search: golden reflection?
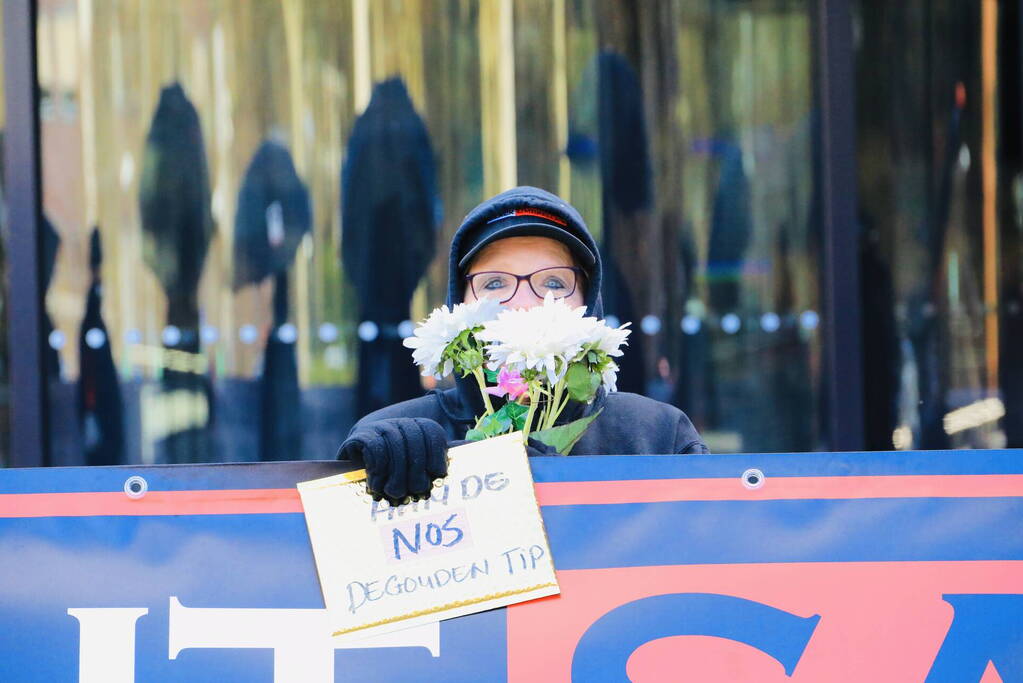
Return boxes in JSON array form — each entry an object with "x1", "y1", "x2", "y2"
[{"x1": 36, "y1": 0, "x2": 823, "y2": 457}]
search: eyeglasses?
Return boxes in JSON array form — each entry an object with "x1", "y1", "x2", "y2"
[{"x1": 465, "y1": 266, "x2": 584, "y2": 304}]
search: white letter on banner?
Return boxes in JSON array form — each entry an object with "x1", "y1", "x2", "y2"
[
  {"x1": 167, "y1": 596, "x2": 439, "y2": 683},
  {"x1": 68, "y1": 607, "x2": 148, "y2": 683}
]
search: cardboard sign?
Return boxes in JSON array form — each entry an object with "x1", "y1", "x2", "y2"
[{"x1": 297, "y1": 432, "x2": 559, "y2": 642}]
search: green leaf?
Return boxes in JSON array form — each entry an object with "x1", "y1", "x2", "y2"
[
  {"x1": 587, "y1": 351, "x2": 598, "y2": 364},
  {"x1": 491, "y1": 402, "x2": 528, "y2": 432},
  {"x1": 530, "y1": 408, "x2": 603, "y2": 455},
  {"x1": 462, "y1": 348, "x2": 484, "y2": 370},
  {"x1": 475, "y1": 410, "x2": 513, "y2": 438},
  {"x1": 498, "y1": 402, "x2": 529, "y2": 431},
  {"x1": 500, "y1": 401, "x2": 529, "y2": 418},
  {"x1": 483, "y1": 367, "x2": 498, "y2": 382},
  {"x1": 565, "y1": 363, "x2": 601, "y2": 402},
  {"x1": 465, "y1": 428, "x2": 487, "y2": 441}
]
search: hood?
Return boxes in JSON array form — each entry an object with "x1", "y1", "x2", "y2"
[
  {"x1": 446, "y1": 186, "x2": 604, "y2": 318},
  {"x1": 438, "y1": 186, "x2": 607, "y2": 427}
]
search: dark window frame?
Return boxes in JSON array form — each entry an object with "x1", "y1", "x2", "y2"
[
  {"x1": 814, "y1": 0, "x2": 865, "y2": 451},
  {"x1": 3, "y1": 0, "x2": 49, "y2": 467}
]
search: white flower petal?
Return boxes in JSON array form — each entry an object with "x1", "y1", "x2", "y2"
[
  {"x1": 404, "y1": 298, "x2": 501, "y2": 378},
  {"x1": 473, "y1": 294, "x2": 632, "y2": 391}
]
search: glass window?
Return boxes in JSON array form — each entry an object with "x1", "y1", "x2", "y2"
[
  {"x1": 37, "y1": 0, "x2": 825, "y2": 462},
  {"x1": 855, "y1": 0, "x2": 1020, "y2": 450}
]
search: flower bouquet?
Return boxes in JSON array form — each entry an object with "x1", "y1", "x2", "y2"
[{"x1": 402, "y1": 294, "x2": 630, "y2": 453}]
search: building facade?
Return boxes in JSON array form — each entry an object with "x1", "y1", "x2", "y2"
[{"x1": 0, "y1": 0, "x2": 1017, "y2": 467}]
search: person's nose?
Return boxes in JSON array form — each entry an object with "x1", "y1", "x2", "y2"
[{"x1": 505, "y1": 282, "x2": 542, "y2": 310}]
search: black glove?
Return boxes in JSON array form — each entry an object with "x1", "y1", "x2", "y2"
[{"x1": 336, "y1": 418, "x2": 449, "y2": 506}]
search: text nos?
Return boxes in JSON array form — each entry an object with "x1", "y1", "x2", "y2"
[{"x1": 382, "y1": 509, "x2": 473, "y2": 563}]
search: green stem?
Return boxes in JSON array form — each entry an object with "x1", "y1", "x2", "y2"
[
  {"x1": 522, "y1": 385, "x2": 540, "y2": 440},
  {"x1": 533, "y1": 385, "x2": 549, "y2": 430},
  {"x1": 546, "y1": 389, "x2": 573, "y2": 429},
  {"x1": 472, "y1": 367, "x2": 495, "y2": 415},
  {"x1": 544, "y1": 379, "x2": 565, "y2": 430},
  {"x1": 552, "y1": 391, "x2": 572, "y2": 426}
]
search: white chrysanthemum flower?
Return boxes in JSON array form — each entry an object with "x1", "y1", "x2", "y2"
[
  {"x1": 478, "y1": 293, "x2": 598, "y2": 385},
  {"x1": 402, "y1": 307, "x2": 459, "y2": 378},
  {"x1": 452, "y1": 296, "x2": 504, "y2": 330},
  {"x1": 589, "y1": 320, "x2": 631, "y2": 357},
  {"x1": 601, "y1": 360, "x2": 620, "y2": 393},
  {"x1": 403, "y1": 297, "x2": 502, "y2": 378},
  {"x1": 588, "y1": 321, "x2": 629, "y2": 393}
]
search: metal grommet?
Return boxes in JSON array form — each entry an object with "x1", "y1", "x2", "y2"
[
  {"x1": 124, "y1": 475, "x2": 148, "y2": 499},
  {"x1": 741, "y1": 468, "x2": 765, "y2": 490}
]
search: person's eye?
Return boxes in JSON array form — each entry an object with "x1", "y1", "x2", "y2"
[
  {"x1": 482, "y1": 277, "x2": 510, "y2": 291},
  {"x1": 542, "y1": 277, "x2": 567, "y2": 290}
]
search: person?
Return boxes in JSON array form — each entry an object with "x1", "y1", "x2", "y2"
[{"x1": 338, "y1": 186, "x2": 709, "y2": 505}]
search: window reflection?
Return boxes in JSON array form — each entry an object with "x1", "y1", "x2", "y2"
[
  {"x1": 342, "y1": 77, "x2": 439, "y2": 418},
  {"x1": 78, "y1": 228, "x2": 123, "y2": 465},
  {"x1": 235, "y1": 139, "x2": 311, "y2": 462},
  {"x1": 38, "y1": 0, "x2": 823, "y2": 462},
  {"x1": 138, "y1": 83, "x2": 215, "y2": 464},
  {"x1": 856, "y1": 0, "x2": 1017, "y2": 450}
]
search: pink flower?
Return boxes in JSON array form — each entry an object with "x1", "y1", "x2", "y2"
[{"x1": 485, "y1": 367, "x2": 528, "y2": 400}]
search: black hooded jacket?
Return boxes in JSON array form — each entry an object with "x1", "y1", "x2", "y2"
[{"x1": 346, "y1": 186, "x2": 708, "y2": 455}]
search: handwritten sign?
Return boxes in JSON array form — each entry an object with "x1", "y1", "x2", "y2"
[{"x1": 297, "y1": 432, "x2": 560, "y2": 643}]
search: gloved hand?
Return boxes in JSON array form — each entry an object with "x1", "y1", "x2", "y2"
[{"x1": 336, "y1": 418, "x2": 449, "y2": 506}]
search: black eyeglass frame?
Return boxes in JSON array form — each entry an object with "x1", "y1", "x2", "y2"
[{"x1": 464, "y1": 266, "x2": 585, "y2": 304}]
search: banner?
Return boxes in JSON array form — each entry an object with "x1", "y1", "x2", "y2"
[{"x1": 1, "y1": 450, "x2": 1022, "y2": 682}]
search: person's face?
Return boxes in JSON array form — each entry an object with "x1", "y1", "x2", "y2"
[{"x1": 463, "y1": 236, "x2": 585, "y2": 309}]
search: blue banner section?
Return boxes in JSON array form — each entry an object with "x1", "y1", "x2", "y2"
[
  {"x1": 0, "y1": 513, "x2": 506, "y2": 682},
  {"x1": 573, "y1": 594, "x2": 821, "y2": 679},
  {"x1": 4, "y1": 448, "x2": 1023, "y2": 494},
  {"x1": 2, "y1": 450, "x2": 1022, "y2": 681},
  {"x1": 545, "y1": 498, "x2": 1023, "y2": 568},
  {"x1": 531, "y1": 449, "x2": 1023, "y2": 482},
  {"x1": 0, "y1": 460, "x2": 348, "y2": 494}
]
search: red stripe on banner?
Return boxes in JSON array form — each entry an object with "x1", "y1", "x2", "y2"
[
  {"x1": 533, "y1": 474, "x2": 1023, "y2": 507},
  {"x1": 2, "y1": 474, "x2": 1021, "y2": 518},
  {"x1": 0, "y1": 488, "x2": 304, "y2": 518}
]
